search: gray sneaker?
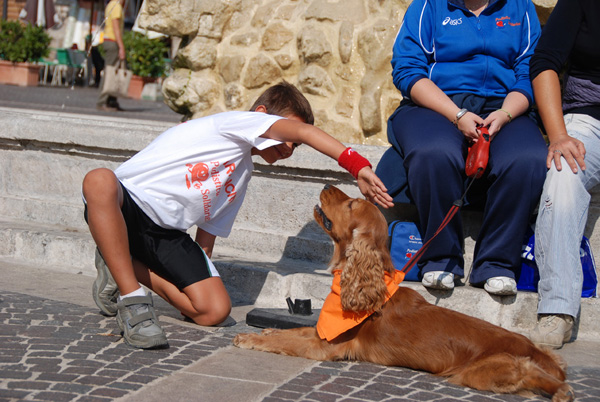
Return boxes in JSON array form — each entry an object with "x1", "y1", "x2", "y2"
[
  {"x1": 530, "y1": 314, "x2": 574, "y2": 349},
  {"x1": 92, "y1": 248, "x2": 119, "y2": 316},
  {"x1": 116, "y1": 293, "x2": 169, "y2": 349}
]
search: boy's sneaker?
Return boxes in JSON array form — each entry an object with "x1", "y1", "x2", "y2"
[
  {"x1": 422, "y1": 271, "x2": 455, "y2": 290},
  {"x1": 530, "y1": 314, "x2": 574, "y2": 349},
  {"x1": 116, "y1": 293, "x2": 168, "y2": 349},
  {"x1": 484, "y1": 276, "x2": 517, "y2": 295},
  {"x1": 92, "y1": 248, "x2": 119, "y2": 316}
]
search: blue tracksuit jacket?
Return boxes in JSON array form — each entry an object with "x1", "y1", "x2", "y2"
[{"x1": 391, "y1": 0, "x2": 541, "y2": 105}]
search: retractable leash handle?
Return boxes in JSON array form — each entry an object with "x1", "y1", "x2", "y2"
[
  {"x1": 400, "y1": 126, "x2": 491, "y2": 276},
  {"x1": 465, "y1": 126, "x2": 491, "y2": 179}
]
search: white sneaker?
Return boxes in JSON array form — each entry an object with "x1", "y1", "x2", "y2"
[
  {"x1": 530, "y1": 314, "x2": 574, "y2": 349},
  {"x1": 422, "y1": 271, "x2": 454, "y2": 290},
  {"x1": 484, "y1": 276, "x2": 517, "y2": 295}
]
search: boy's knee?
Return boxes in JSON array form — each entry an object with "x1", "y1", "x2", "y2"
[
  {"x1": 210, "y1": 304, "x2": 232, "y2": 326},
  {"x1": 190, "y1": 300, "x2": 232, "y2": 326},
  {"x1": 83, "y1": 168, "x2": 119, "y2": 199}
]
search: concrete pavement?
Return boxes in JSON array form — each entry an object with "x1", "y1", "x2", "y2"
[{"x1": 0, "y1": 83, "x2": 182, "y2": 124}]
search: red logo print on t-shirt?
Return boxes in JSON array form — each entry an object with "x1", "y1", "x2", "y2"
[
  {"x1": 185, "y1": 162, "x2": 209, "y2": 189},
  {"x1": 185, "y1": 160, "x2": 238, "y2": 221}
]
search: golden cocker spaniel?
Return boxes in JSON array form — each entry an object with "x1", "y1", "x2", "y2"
[{"x1": 234, "y1": 185, "x2": 574, "y2": 401}]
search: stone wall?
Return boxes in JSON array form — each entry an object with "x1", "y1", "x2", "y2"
[{"x1": 139, "y1": 0, "x2": 557, "y2": 145}]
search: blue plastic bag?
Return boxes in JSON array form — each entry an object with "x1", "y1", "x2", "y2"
[
  {"x1": 388, "y1": 221, "x2": 422, "y2": 281},
  {"x1": 518, "y1": 230, "x2": 598, "y2": 298}
]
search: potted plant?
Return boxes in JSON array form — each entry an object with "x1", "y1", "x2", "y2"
[
  {"x1": 0, "y1": 20, "x2": 51, "y2": 86},
  {"x1": 123, "y1": 31, "x2": 169, "y2": 99}
]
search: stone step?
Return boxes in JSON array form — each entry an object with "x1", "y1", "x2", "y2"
[
  {"x1": 0, "y1": 217, "x2": 332, "y2": 274},
  {"x1": 1, "y1": 219, "x2": 599, "y2": 341}
]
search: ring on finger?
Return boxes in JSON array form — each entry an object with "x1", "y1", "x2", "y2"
[{"x1": 553, "y1": 150, "x2": 562, "y2": 155}]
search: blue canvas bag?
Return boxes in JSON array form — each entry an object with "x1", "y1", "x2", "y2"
[
  {"x1": 519, "y1": 230, "x2": 598, "y2": 298},
  {"x1": 388, "y1": 221, "x2": 422, "y2": 281}
]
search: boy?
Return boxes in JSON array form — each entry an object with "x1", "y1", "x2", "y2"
[{"x1": 83, "y1": 82, "x2": 393, "y2": 349}]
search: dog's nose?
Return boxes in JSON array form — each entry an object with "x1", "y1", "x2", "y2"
[{"x1": 324, "y1": 184, "x2": 331, "y2": 190}]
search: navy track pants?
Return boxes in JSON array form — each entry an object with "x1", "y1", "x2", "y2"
[{"x1": 389, "y1": 103, "x2": 547, "y2": 285}]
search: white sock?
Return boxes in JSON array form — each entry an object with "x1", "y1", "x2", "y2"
[{"x1": 119, "y1": 286, "x2": 147, "y2": 301}]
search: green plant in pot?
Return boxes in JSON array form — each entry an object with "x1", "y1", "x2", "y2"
[
  {"x1": 0, "y1": 20, "x2": 51, "y2": 86},
  {"x1": 123, "y1": 31, "x2": 169, "y2": 79},
  {"x1": 0, "y1": 20, "x2": 51, "y2": 63}
]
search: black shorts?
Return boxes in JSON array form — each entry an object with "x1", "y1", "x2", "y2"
[{"x1": 84, "y1": 183, "x2": 217, "y2": 290}]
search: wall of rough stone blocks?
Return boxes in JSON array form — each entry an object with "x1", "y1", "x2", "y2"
[{"x1": 139, "y1": 0, "x2": 557, "y2": 146}]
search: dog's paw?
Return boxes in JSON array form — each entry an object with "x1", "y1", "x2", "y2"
[
  {"x1": 233, "y1": 333, "x2": 259, "y2": 349},
  {"x1": 552, "y1": 384, "x2": 575, "y2": 402},
  {"x1": 233, "y1": 333, "x2": 249, "y2": 347}
]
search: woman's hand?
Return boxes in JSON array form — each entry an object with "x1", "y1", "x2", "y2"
[
  {"x1": 456, "y1": 112, "x2": 485, "y2": 142},
  {"x1": 482, "y1": 109, "x2": 511, "y2": 138},
  {"x1": 548, "y1": 134, "x2": 586, "y2": 172}
]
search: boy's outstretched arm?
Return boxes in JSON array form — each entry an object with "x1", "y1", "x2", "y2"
[{"x1": 263, "y1": 119, "x2": 394, "y2": 208}]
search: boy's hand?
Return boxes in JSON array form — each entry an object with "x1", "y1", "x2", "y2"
[{"x1": 357, "y1": 167, "x2": 394, "y2": 208}]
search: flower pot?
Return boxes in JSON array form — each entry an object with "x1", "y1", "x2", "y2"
[
  {"x1": 127, "y1": 75, "x2": 157, "y2": 99},
  {"x1": 0, "y1": 60, "x2": 42, "y2": 87}
]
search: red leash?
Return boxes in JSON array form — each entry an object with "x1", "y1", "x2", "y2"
[{"x1": 400, "y1": 127, "x2": 491, "y2": 276}]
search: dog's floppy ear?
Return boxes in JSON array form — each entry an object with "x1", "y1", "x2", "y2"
[{"x1": 340, "y1": 228, "x2": 389, "y2": 312}]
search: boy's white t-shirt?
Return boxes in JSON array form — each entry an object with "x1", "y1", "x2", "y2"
[{"x1": 115, "y1": 111, "x2": 285, "y2": 237}]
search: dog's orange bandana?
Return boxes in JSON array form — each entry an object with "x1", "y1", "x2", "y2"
[{"x1": 316, "y1": 269, "x2": 405, "y2": 341}]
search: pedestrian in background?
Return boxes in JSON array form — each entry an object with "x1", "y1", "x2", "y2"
[{"x1": 96, "y1": 0, "x2": 126, "y2": 111}]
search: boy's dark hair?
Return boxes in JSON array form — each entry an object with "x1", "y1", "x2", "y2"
[{"x1": 250, "y1": 81, "x2": 314, "y2": 125}]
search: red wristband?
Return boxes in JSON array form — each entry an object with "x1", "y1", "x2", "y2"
[{"x1": 338, "y1": 147, "x2": 372, "y2": 179}]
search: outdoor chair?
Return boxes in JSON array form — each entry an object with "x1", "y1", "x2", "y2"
[
  {"x1": 49, "y1": 48, "x2": 88, "y2": 86},
  {"x1": 49, "y1": 48, "x2": 70, "y2": 86}
]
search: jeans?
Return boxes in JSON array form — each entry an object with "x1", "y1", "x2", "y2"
[{"x1": 535, "y1": 113, "x2": 600, "y2": 318}]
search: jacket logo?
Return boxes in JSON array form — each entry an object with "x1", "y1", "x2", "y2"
[
  {"x1": 496, "y1": 16, "x2": 521, "y2": 28},
  {"x1": 443, "y1": 16, "x2": 462, "y2": 26}
]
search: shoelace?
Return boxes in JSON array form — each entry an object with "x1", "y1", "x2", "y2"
[{"x1": 539, "y1": 316, "x2": 558, "y2": 328}]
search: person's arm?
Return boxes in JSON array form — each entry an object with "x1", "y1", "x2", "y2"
[
  {"x1": 505, "y1": 1, "x2": 541, "y2": 109},
  {"x1": 529, "y1": 0, "x2": 585, "y2": 173},
  {"x1": 391, "y1": 0, "x2": 432, "y2": 96},
  {"x1": 111, "y1": 4, "x2": 125, "y2": 60},
  {"x1": 533, "y1": 70, "x2": 586, "y2": 173},
  {"x1": 482, "y1": 91, "x2": 530, "y2": 138},
  {"x1": 195, "y1": 227, "x2": 216, "y2": 258},
  {"x1": 261, "y1": 119, "x2": 394, "y2": 208},
  {"x1": 410, "y1": 78, "x2": 484, "y2": 142}
]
